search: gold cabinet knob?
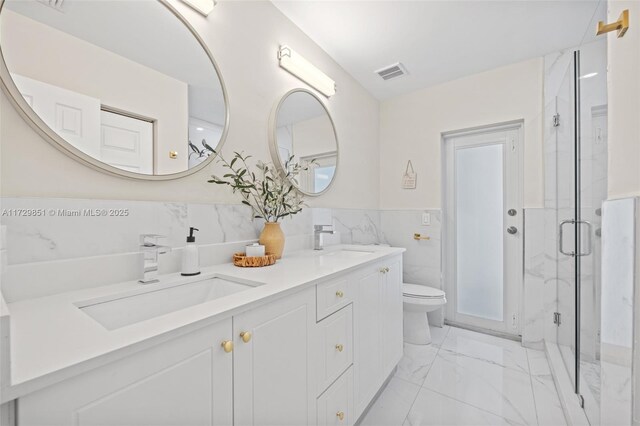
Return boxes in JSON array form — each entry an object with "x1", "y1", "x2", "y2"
[
  {"x1": 336, "y1": 290, "x2": 344, "y2": 298},
  {"x1": 385, "y1": 267, "x2": 390, "y2": 273},
  {"x1": 221, "y1": 340, "x2": 233, "y2": 353},
  {"x1": 336, "y1": 411, "x2": 345, "y2": 421},
  {"x1": 379, "y1": 267, "x2": 386, "y2": 274},
  {"x1": 335, "y1": 344, "x2": 344, "y2": 352},
  {"x1": 240, "y1": 331, "x2": 252, "y2": 343}
]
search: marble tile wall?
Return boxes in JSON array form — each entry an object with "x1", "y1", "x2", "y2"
[
  {"x1": 380, "y1": 210, "x2": 441, "y2": 289},
  {"x1": 600, "y1": 197, "x2": 636, "y2": 426},
  {"x1": 523, "y1": 208, "x2": 545, "y2": 349},
  {"x1": 0, "y1": 197, "x2": 383, "y2": 302},
  {"x1": 0, "y1": 196, "x2": 447, "y2": 302}
]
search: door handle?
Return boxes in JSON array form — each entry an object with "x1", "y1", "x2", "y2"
[
  {"x1": 576, "y1": 220, "x2": 593, "y2": 257},
  {"x1": 558, "y1": 219, "x2": 593, "y2": 257},
  {"x1": 507, "y1": 226, "x2": 518, "y2": 235},
  {"x1": 559, "y1": 219, "x2": 575, "y2": 257}
]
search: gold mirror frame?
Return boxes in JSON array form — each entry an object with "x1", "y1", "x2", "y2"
[{"x1": 0, "y1": 0, "x2": 230, "y2": 180}]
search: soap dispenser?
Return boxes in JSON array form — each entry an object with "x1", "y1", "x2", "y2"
[{"x1": 181, "y1": 227, "x2": 200, "y2": 276}]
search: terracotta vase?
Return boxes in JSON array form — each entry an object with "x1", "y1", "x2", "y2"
[{"x1": 259, "y1": 222, "x2": 285, "y2": 259}]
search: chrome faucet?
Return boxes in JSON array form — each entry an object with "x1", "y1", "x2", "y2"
[
  {"x1": 314, "y1": 225, "x2": 335, "y2": 250},
  {"x1": 139, "y1": 234, "x2": 171, "y2": 284}
]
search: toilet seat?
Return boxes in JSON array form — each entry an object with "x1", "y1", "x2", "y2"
[{"x1": 403, "y1": 283, "x2": 445, "y2": 299}]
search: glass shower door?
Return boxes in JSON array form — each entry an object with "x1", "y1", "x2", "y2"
[
  {"x1": 555, "y1": 45, "x2": 607, "y2": 420},
  {"x1": 556, "y1": 51, "x2": 579, "y2": 390},
  {"x1": 578, "y1": 39, "x2": 608, "y2": 424}
]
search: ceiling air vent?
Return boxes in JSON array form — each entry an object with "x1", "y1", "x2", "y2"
[
  {"x1": 375, "y1": 62, "x2": 408, "y2": 81},
  {"x1": 37, "y1": 0, "x2": 65, "y2": 12}
]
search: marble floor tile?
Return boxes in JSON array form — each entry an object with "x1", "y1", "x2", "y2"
[
  {"x1": 526, "y1": 349, "x2": 567, "y2": 426},
  {"x1": 422, "y1": 348, "x2": 537, "y2": 425},
  {"x1": 364, "y1": 327, "x2": 566, "y2": 426},
  {"x1": 530, "y1": 374, "x2": 567, "y2": 426},
  {"x1": 440, "y1": 327, "x2": 530, "y2": 375},
  {"x1": 395, "y1": 343, "x2": 439, "y2": 386},
  {"x1": 359, "y1": 377, "x2": 421, "y2": 426},
  {"x1": 428, "y1": 324, "x2": 450, "y2": 347},
  {"x1": 404, "y1": 388, "x2": 520, "y2": 426}
]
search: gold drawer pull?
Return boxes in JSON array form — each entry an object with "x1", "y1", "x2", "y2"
[
  {"x1": 335, "y1": 344, "x2": 344, "y2": 352},
  {"x1": 240, "y1": 331, "x2": 252, "y2": 343},
  {"x1": 336, "y1": 411, "x2": 345, "y2": 421},
  {"x1": 221, "y1": 340, "x2": 233, "y2": 353},
  {"x1": 336, "y1": 290, "x2": 344, "y2": 298}
]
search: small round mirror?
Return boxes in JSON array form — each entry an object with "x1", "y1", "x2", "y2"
[
  {"x1": 270, "y1": 89, "x2": 338, "y2": 196},
  {"x1": 0, "y1": 0, "x2": 228, "y2": 179}
]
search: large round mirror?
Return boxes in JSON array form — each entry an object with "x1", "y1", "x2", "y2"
[
  {"x1": 0, "y1": 0, "x2": 228, "y2": 179},
  {"x1": 270, "y1": 89, "x2": 338, "y2": 196}
]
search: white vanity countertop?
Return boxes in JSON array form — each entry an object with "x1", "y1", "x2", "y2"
[{"x1": 2, "y1": 244, "x2": 404, "y2": 401}]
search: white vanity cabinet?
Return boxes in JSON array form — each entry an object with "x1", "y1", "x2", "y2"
[
  {"x1": 18, "y1": 318, "x2": 234, "y2": 426},
  {"x1": 12, "y1": 251, "x2": 404, "y2": 426},
  {"x1": 233, "y1": 287, "x2": 316, "y2": 426},
  {"x1": 353, "y1": 257, "x2": 403, "y2": 418}
]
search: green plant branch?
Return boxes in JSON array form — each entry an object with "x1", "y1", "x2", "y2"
[{"x1": 208, "y1": 151, "x2": 310, "y2": 223}]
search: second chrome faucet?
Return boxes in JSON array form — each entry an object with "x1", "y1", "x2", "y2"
[{"x1": 313, "y1": 225, "x2": 335, "y2": 250}]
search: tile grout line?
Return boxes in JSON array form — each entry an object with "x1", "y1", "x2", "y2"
[
  {"x1": 421, "y1": 386, "x2": 530, "y2": 425},
  {"x1": 402, "y1": 326, "x2": 451, "y2": 425},
  {"x1": 420, "y1": 327, "x2": 536, "y2": 425},
  {"x1": 400, "y1": 326, "x2": 451, "y2": 425},
  {"x1": 525, "y1": 349, "x2": 542, "y2": 426}
]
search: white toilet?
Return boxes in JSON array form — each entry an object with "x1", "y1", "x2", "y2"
[{"x1": 402, "y1": 283, "x2": 447, "y2": 345}]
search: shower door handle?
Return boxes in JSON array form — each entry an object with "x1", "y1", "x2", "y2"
[
  {"x1": 576, "y1": 220, "x2": 592, "y2": 257},
  {"x1": 559, "y1": 219, "x2": 575, "y2": 257}
]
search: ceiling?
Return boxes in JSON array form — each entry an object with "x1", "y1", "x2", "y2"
[{"x1": 272, "y1": 0, "x2": 606, "y2": 100}]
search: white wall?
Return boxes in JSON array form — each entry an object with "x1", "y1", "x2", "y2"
[
  {"x1": 0, "y1": 0, "x2": 380, "y2": 209},
  {"x1": 379, "y1": 58, "x2": 545, "y2": 209},
  {"x1": 2, "y1": 10, "x2": 189, "y2": 174},
  {"x1": 607, "y1": 0, "x2": 640, "y2": 199}
]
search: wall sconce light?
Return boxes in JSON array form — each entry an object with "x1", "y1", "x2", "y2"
[
  {"x1": 278, "y1": 45, "x2": 336, "y2": 97},
  {"x1": 181, "y1": 0, "x2": 216, "y2": 17}
]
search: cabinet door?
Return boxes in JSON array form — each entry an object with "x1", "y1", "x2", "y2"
[
  {"x1": 233, "y1": 288, "x2": 316, "y2": 426},
  {"x1": 317, "y1": 368, "x2": 354, "y2": 426},
  {"x1": 381, "y1": 258, "x2": 404, "y2": 373},
  {"x1": 18, "y1": 319, "x2": 233, "y2": 426},
  {"x1": 353, "y1": 266, "x2": 382, "y2": 417}
]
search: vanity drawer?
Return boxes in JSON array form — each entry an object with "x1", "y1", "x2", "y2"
[
  {"x1": 317, "y1": 305, "x2": 353, "y2": 394},
  {"x1": 317, "y1": 276, "x2": 351, "y2": 320},
  {"x1": 317, "y1": 367, "x2": 354, "y2": 426}
]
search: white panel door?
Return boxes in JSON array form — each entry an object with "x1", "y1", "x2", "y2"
[
  {"x1": 100, "y1": 110, "x2": 154, "y2": 174},
  {"x1": 11, "y1": 73, "x2": 101, "y2": 157},
  {"x1": 233, "y1": 288, "x2": 316, "y2": 426},
  {"x1": 444, "y1": 124, "x2": 523, "y2": 336},
  {"x1": 18, "y1": 319, "x2": 234, "y2": 426}
]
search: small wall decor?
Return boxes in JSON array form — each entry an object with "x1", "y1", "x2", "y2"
[{"x1": 402, "y1": 160, "x2": 417, "y2": 189}]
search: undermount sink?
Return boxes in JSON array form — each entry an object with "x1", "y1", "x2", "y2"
[
  {"x1": 77, "y1": 277, "x2": 259, "y2": 330},
  {"x1": 319, "y1": 249, "x2": 374, "y2": 258}
]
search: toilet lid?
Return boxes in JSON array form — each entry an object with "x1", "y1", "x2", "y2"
[{"x1": 403, "y1": 283, "x2": 445, "y2": 299}]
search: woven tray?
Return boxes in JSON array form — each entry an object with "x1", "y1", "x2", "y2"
[{"x1": 233, "y1": 252, "x2": 277, "y2": 267}]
